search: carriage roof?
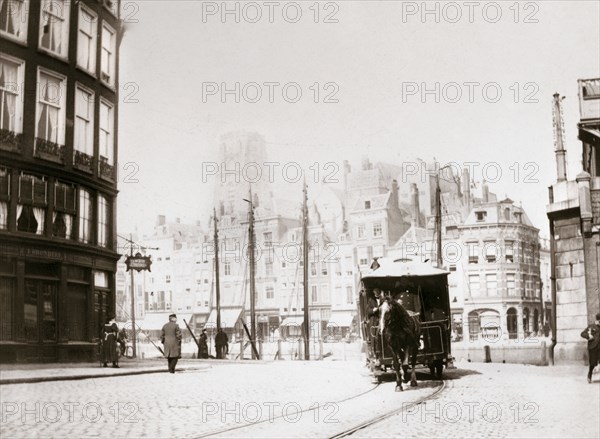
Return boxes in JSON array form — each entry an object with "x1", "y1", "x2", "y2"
[{"x1": 360, "y1": 257, "x2": 449, "y2": 280}]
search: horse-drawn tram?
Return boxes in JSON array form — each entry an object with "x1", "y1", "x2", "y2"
[{"x1": 359, "y1": 257, "x2": 452, "y2": 384}]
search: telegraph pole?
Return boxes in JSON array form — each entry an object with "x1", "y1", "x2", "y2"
[
  {"x1": 435, "y1": 173, "x2": 443, "y2": 269},
  {"x1": 302, "y1": 179, "x2": 310, "y2": 360},
  {"x1": 129, "y1": 233, "x2": 137, "y2": 358},
  {"x1": 244, "y1": 195, "x2": 257, "y2": 359},
  {"x1": 213, "y1": 208, "x2": 222, "y2": 333}
]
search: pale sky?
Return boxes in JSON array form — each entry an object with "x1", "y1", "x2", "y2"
[{"x1": 116, "y1": 0, "x2": 600, "y2": 238}]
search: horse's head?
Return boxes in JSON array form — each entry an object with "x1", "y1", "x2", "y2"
[{"x1": 378, "y1": 298, "x2": 391, "y2": 334}]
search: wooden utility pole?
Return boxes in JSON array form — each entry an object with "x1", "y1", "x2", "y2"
[
  {"x1": 129, "y1": 233, "x2": 137, "y2": 358},
  {"x1": 244, "y1": 195, "x2": 258, "y2": 359},
  {"x1": 213, "y1": 208, "x2": 221, "y2": 333},
  {"x1": 435, "y1": 173, "x2": 443, "y2": 269},
  {"x1": 302, "y1": 179, "x2": 310, "y2": 360}
]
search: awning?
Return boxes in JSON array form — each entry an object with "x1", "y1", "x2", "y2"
[
  {"x1": 281, "y1": 316, "x2": 304, "y2": 327},
  {"x1": 280, "y1": 315, "x2": 322, "y2": 326},
  {"x1": 258, "y1": 315, "x2": 281, "y2": 324},
  {"x1": 205, "y1": 307, "x2": 243, "y2": 328},
  {"x1": 327, "y1": 311, "x2": 355, "y2": 328},
  {"x1": 136, "y1": 312, "x2": 193, "y2": 330}
]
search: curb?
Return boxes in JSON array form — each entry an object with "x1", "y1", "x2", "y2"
[{"x1": 0, "y1": 364, "x2": 211, "y2": 385}]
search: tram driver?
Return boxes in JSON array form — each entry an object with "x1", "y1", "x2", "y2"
[{"x1": 366, "y1": 288, "x2": 383, "y2": 364}]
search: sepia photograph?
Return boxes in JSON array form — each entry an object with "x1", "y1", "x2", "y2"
[{"x1": 0, "y1": 0, "x2": 599, "y2": 437}]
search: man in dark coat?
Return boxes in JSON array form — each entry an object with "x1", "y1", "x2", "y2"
[
  {"x1": 101, "y1": 316, "x2": 119, "y2": 368},
  {"x1": 198, "y1": 329, "x2": 209, "y2": 359},
  {"x1": 215, "y1": 329, "x2": 229, "y2": 359},
  {"x1": 366, "y1": 288, "x2": 382, "y2": 363},
  {"x1": 161, "y1": 314, "x2": 182, "y2": 373},
  {"x1": 581, "y1": 312, "x2": 600, "y2": 383}
]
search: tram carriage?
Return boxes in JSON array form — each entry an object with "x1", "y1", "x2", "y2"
[{"x1": 358, "y1": 257, "x2": 452, "y2": 380}]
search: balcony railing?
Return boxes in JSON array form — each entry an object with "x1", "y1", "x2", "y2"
[
  {"x1": 0, "y1": 129, "x2": 23, "y2": 153},
  {"x1": 73, "y1": 150, "x2": 94, "y2": 173},
  {"x1": 98, "y1": 156, "x2": 115, "y2": 181},
  {"x1": 34, "y1": 137, "x2": 65, "y2": 164}
]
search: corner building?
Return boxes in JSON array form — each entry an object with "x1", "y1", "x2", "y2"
[{"x1": 0, "y1": 0, "x2": 122, "y2": 362}]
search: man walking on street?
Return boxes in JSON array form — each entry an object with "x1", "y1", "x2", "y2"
[
  {"x1": 215, "y1": 328, "x2": 229, "y2": 359},
  {"x1": 581, "y1": 312, "x2": 600, "y2": 383},
  {"x1": 161, "y1": 314, "x2": 182, "y2": 373}
]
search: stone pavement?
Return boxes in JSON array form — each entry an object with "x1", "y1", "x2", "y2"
[
  {"x1": 353, "y1": 361, "x2": 600, "y2": 439},
  {"x1": 0, "y1": 358, "x2": 213, "y2": 384},
  {"x1": 1, "y1": 360, "x2": 598, "y2": 438}
]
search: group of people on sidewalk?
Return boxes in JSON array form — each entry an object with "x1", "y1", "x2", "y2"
[{"x1": 100, "y1": 313, "x2": 230, "y2": 374}]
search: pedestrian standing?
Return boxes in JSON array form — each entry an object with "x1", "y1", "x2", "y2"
[
  {"x1": 198, "y1": 329, "x2": 209, "y2": 359},
  {"x1": 580, "y1": 312, "x2": 600, "y2": 383},
  {"x1": 215, "y1": 328, "x2": 229, "y2": 359},
  {"x1": 101, "y1": 316, "x2": 119, "y2": 368},
  {"x1": 161, "y1": 313, "x2": 182, "y2": 373}
]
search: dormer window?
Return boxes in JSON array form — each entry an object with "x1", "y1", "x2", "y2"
[
  {"x1": 475, "y1": 211, "x2": 487, "y2": 222},
  {"x1": 504, "y1": 208, "x2": 510, "y2": 221},
  {"x1": 514, "y1": 212, "x2": 522, "y2": 223}
]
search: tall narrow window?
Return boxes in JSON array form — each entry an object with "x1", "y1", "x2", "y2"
[
  {"x1": 346, "y1": 286, "x2": 353, "y2": 304},
  {"x1": 99, "y1": 100, "x2": 114, "y2": 164},
  {"x1": 101, "y1": 23, "x2": 116, "y2": 86},
  {"x1": 39, "y1": 0, "x2": 70, "y2": 58},
  {"x1": 77, "y1": 5, "x2": 97, "y2": 73},
  {"x1": 36, "y1": 70, "x2": 66, "y2": 154},
  {"x1": 311, "y1": 285, "x2": 318, "y2": 302},
  {"x1": 468, "y1": 275, "x2": 480, "y2": 297},
  {"x1": 78, "y1": 189, "x2": 92, "y2": 243},
  {"x1": 373, "y1": 222, "x2": 382, "y2": 237},
  {"x1": 0, "y1": 0, "x2": 28, "y2": 41},
  {"x1": 53, "y1": 181, "x2": 75, "y2": 239},
  {"x1": 506, "y1": 273, "x2": 516, "y2": 296},
  {"x1": 0, "y1": 166, "x2": 9, "y2": 229},
  {"x1": 97, "y1": 194, "x2": 109, "y2": 247},
  {"x1": 486, "y1": 274, "x2": 497, "y2": 295},
  {"x1": 17, "y1": 173, "x2": 46, "y2": 234},
  {"x1": 1, "y1": 55, "x2": 25, "y2": 141},
  {"x1": 74, "y1": 85, "x2": 94, "y2": 157}
]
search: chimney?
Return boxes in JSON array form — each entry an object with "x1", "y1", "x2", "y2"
[
  {"x1": 361, "y1": 156, "x2": 370, "y2": 171},
  {"x1": 482, "y1": 180, "x2": 489, "y2": 203},
  {"x1": 411, "y1": 183, "x2": 420, "y2": 227},
  {"x1": 461, "y1": 167, "x2": 471, "y2": 210},
  {"x1": 390, "y1": 179, "x2": 399, "y2": 210},
  {"x1": 552, "y1": 93, "x2": 568, "y2": 182},
  {"x1": 157, "y1": 215, "x2": 166, "y2": 226},
  {"x1": 343, "y1": 160, "x2": 351, "y2": 193}
]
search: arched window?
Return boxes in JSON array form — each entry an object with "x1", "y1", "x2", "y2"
[{"x1": 507, "y1": 308, "x2": 518, "y2": 339}]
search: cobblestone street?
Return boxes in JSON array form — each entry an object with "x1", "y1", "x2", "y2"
[
  {"x1": 354, "y1": 362, "x2": 600, "y2": 438},
  {"x1": 1, "y1": 360, "x2": 598, "y2": 438}
]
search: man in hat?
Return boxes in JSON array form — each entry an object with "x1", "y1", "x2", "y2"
[
  {"x1": 366, "y1": 288, "x2": 382, "y2": 364},
  {"x1": 161, "y1": 314, "x2": 182, "y2": 373},
  {"x1": 581, "y1": 312, "x2": 600, "y2": 383},
  {"x1": 215, "y1": 328, "x2": 229, "y2": 359}
]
